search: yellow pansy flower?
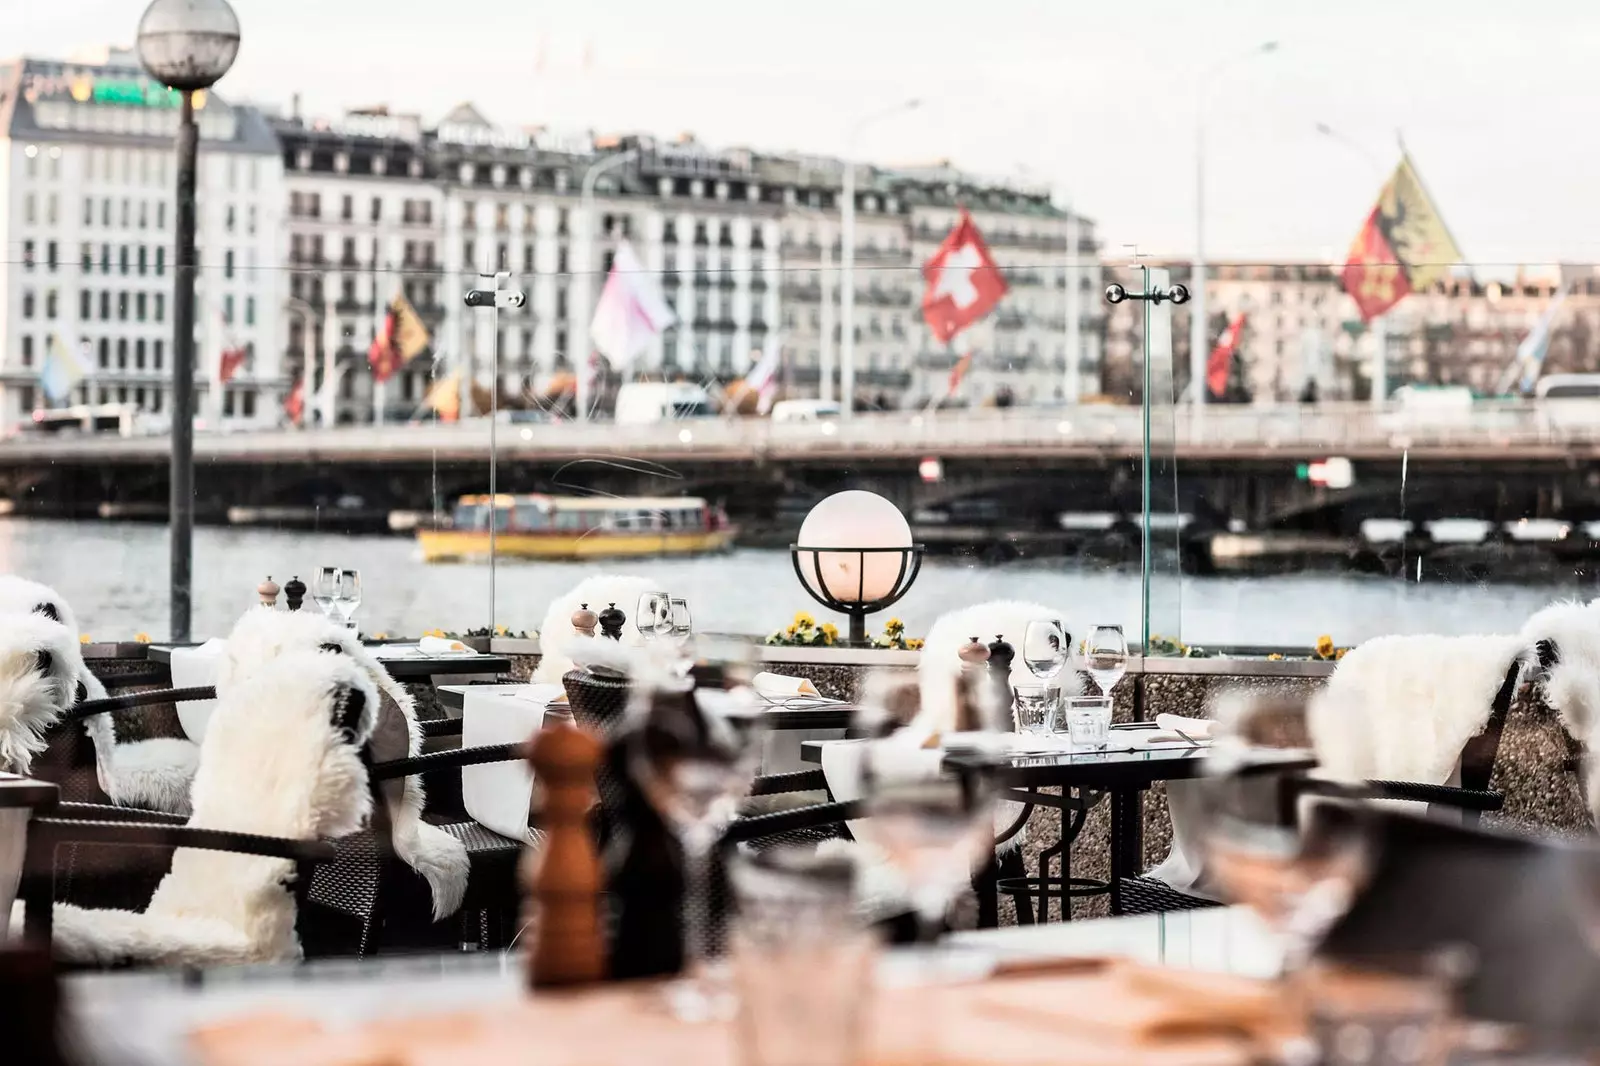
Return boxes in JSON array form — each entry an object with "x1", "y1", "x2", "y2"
[
  {"x1": 79, "y1": 634, "x2": 91, "y2": 644},
  {"x1": 1315, "y1": 635, "x2": 1336, "y2": 659},
  {"x1": 133, "y1": 632, "x2": 151, "y2": 644}
]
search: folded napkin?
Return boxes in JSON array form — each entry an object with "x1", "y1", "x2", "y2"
[
  {"x1": 819, "y1": 736, "x2": 943, "y2": 846},
  {"x1": 753, "y1": 671, "x2": 824, "y2": 700},
  {"x1": 169, "y1": 637, "x2": 226, "y2": 743},
  {"x1": 418, "y1": 635, "x2": 476, "y2": 657},
  {"x1": 1154, "y1": 715, "x2": 1215, "y2": 742}
]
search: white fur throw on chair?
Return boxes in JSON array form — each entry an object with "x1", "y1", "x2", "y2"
[
  {"x1": 46, "y1": 650, "x2": 378, "y2": 967},
  {"x1": 1521, "y1": 599, "x2": 1600, "y2": 820},
  {"x1": 1307, "y1": 633, "x2": 1529, "y2": 786},
  {"x1": 0, "y1": 612, "x2": 79, "y2": 774},
  {"x1": 533, "y1": 573, "x2": 667, "y2": 683},
  {"x1": 915, "y1": 600, "x2": 1082, "y2": 734},
  {"x1": 217, "y1": 608, "x2": 469, "y2": 920},
  {"x1": 0, "y1": 576, "x2": 199, "y2": 814}
]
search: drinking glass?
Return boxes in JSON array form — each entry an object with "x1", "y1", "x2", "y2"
[
  {"x1": 730, "y1": 847, "x2": 872, "y2": 1066},
  {"x1": 1012, "y1": 684, "x2": 1055, "y2": 735},
  {"x1": 1022, "y1": 619, "x2": 1067, "y2": 728},
  {"x1": 1063, "y1": 695, "x2": 1112, "y2": 749},
  {"x1": 311, "y1": 566, "x2": 339, "y2": 618},
  {"x1": 1086, "y1": 624, "x2": 1128, "y2": 697},
  {"x1": 628, "y1": 661, "x2": 767, "y2": 1021},
  {"x1": 335, "y1": 569, "x2": 361, "y2": 628},
  {"x1": 1199, "y1": 696, "x2": 1371, "y2": 975},
  {"x1": 670, "y1": 597, "x2": 692, "y2": 639},
  {"x1": 636, "y1": 592, "x2": 672, "y2": 640}
]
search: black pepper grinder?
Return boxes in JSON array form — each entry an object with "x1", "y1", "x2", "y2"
[
  {"x1": 283, "y1": 575, "x2": 306, "y2": 612},
  {"x1": 598, "y1": 602, "x2": 626, "y2": 641},
  {"x1": 987, "y1": 633, "x2": 1017, "y2": 730}
]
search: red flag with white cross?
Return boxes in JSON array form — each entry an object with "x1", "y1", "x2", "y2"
[{"x1": 921, "y1": 210, "x2": 1008, "y2": 344}]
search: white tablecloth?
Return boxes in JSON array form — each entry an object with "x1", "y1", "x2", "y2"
[
  {"x1": 460, "y1": 684, "x2": 558, "y2": 843},
  {"x1": 168, "y1": 638, "x2": 227, "y2": 743}
]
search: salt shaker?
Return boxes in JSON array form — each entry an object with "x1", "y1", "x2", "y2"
[{"x1": 257, "y1": 576, "x2": 280, "y2": 609}]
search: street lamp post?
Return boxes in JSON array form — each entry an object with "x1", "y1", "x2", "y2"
[
  {"x1": 137, "y1": 0, "x2": 240, "y2": 642},
  {"x1": 840, "y1": 99, "x2": 920, "y2": 419},
  {"x1": 1191, "y1": 41, "x2": 1277, "y2": 409},
  {"x1": 575, "y1": 148, "x2": 639, "y2": 422}
]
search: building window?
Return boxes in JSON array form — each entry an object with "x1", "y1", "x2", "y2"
[
  {"x1": 116, "y1": 338, "x2": 128, "y2": 369},
  {"x1": 45, "y1": 241, "x2": 57, "y2": 272},
  {"x1": 118, "y1": 246, "x2": 128, "y2": 275},
  {"x1": 155, "y1": 293, "x2": 165, "y2": 322},
  {"x1": 79, "y1": 290, "x2": 91, "y2": 320},
  {"x1": 99, "y1": 292, "x2": 110, "y2": 320},
  {"x1": 245, "y1": 296, "x2": 255, "y2": 326},
  {"x1": 242, "y1": 391, "x2": 255, "y2": 418},
  {"x1": 153, "y1": 339, "x2": 164, "y2": 370},
  {"x1": 136, "y1": 293, "x2": 147, "y2": 321},
  {"x1": 223, "y1": 295, "x2": 233, "y2": 324},
  {"x1": 45, "y1": 291, "x2": 56, "y2": 319},
  {"x1": 135, "y1": 339, "x2": 146, "y2": 369},
  {"x1": 370, "y1": 197, "x2": 382, "y2": 223},
  {"x1": 224, "y1": 250, "x2": 234, "y2": 279},
  {"x1": 80, "y1": 243, "x2": 92, "y2": 272},
  {"x1": 137, "y1": 246, "x2": 147, "y2": 275},
  {"x1": 21, "y1": 240, "x2": 34, "y2": 271},
  {"x1": 100, "y1": 244, "x2": 110, "y2": 274},
  {"x1": 157, "y1": 202, "x2": 166, "y2": 229},
  {"x1": 117, "y1": 294, "x2": 128, "y2": 322},
  {"x1": 97, "y1": 338, "x2": 109, "y2": 368},
  {"x1": 155, "y1": 247, "x2": 165, "y2": 276},
  {"x1": 83, "y1": 198, "x2": 93, "y2": 226},
  {"x1": 557, "y1": 247, "x2": 568, "y2": 274},
  {"x1": 223, "y1": 390, "x2": 236, "y2": 416},
  {"x1": 21, "y1": 291, "x2": 34, "y2": 319},
  {"x1": 462, "y1": 201, "x2": 476, "y2": 227},
  {"x1": 247, "y1": 205, "x2": 256, "y2": 234},
  {"x1": 101, "y1": 199, "x2": 111, "y2": 227},
  {"x1": 463, "y1": 240, "x2": 475, "y2": 269},
  {"x1": 340, "y1": 195, "x2": 353, "y2": 221},
  {"x1": 523, "y1": 244, "x2": 534, "y2": 273},
  {"x1": 20, "y1": 336, "x2": 32, "y2": 367}
]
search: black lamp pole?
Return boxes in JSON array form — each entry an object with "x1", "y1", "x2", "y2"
[{"x1": 170, "y1": 90, "x2": 198, "y2": 641}]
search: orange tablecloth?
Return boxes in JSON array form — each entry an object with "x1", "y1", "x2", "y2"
[{"x1": 190, "y1": 960, "x2": 1293, "y2": 1066}]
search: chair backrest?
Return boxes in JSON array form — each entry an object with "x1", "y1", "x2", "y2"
[
  {"x1": 143, "y1": 651, "x2": 378, "y2": 961},
  {"x1": 1457, "y1": 657, "x2": 1524, "y2": 794}
]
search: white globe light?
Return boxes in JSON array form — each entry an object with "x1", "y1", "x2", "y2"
[
  {"x1": 136, "y1": 0, "x2": 241, "y2": 91},
  {"x1": 795, "y1": 490, "x2": 913, "y2": 603}
]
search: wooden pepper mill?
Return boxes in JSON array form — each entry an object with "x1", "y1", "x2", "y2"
[
  {"x1": 954, "y1": 636, "x2": 991, "y2": 732},
  {"x1": 523, "y1": 719, "x2": 606, "y2": 989},
  {"x1": 257, "y1": 576, "x2": 280, "y2": 608},
  {"x1": 572, "y1": 602, "x2": 598, "y2": 639}
]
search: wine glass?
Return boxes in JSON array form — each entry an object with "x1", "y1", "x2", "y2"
[
  {"x1": 311, "y1": 567, "x2": 340, "y2": 618},
  {"x1": 1019, "y1": 619, "x2": 1067, "y2": 734},
  {"x1": 637, "y1": 592, "x2": 672, "y2": 640},
  {"x1": 670, "y1": 597, "x2": 692, "y2": 640},
  {"x1": 1199, "y1": 695, "x2": 1371, "y2": 976},
  {"x1": 1086, "y1": 624, "x2": 1128, "y2": 697},
  {"x1": 335, "y1": 569, "x2": 361, "y2": 629},
  {"x1": 628, "y1": 652, "x2": 767, "y2": 1021}
]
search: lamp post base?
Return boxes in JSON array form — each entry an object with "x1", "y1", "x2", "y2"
[{"x1": 847, "y1": 612, "x2": 867, "y2": 648}]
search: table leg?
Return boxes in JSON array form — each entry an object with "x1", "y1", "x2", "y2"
[{"x1": 1108, "y1": 787, "x2": 1145, "y2": 915}]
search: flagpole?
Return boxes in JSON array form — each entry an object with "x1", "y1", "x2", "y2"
[
  {"x1": 373, "y1": 269, "x2": 384, "y2": 426},
  {"x1": 1370, "y1": 313, "x2": 1388, "y2": 408}
]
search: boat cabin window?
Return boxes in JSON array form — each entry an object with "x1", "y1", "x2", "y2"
[
  {"x1": 554, "y1": 510, "x2": 586, "y2": 531},
  {"x1": 493, "y1": 507, "x2": 512, "y2": 532},
  {"x1": 513, "y1": 504, "x2": 549, "y2": 530},
  {"x1": 453, "y1": 502, "x2": 490, "y2": 531}
]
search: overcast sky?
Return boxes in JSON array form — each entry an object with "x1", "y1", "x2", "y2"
[{"x1": 7, "y1": 0, "x2": 1598, "y2": 268}]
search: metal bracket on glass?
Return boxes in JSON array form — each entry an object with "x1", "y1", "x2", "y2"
[{"x1": 1103, "y1": 282, "x2": 1189, "y2": 306}]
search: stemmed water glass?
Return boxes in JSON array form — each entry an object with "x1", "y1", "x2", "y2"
[
  {"x1": 1019, "y1": 619, "x2": 1068, "y2": 734},
  {"x1": 669, "y1": 597, "x2": 692, "y2": 640},
  {"x1": 628, "y1": 648, "x2": 766, "y2": 1021},
  {"x1": 335, "y1": 569, "x2": 361, "y2": 629},
  {"x1": 1086, "y1": 624, "x2": 1128, "y2": 697},
  {"x1": 311, "y1": 566, "x2": 340, "y2": 619}
]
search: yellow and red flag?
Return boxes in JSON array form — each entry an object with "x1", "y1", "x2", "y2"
[
  {"x1": 1342, "y1": 154, "x2": 1461, "y2": 322},
  {"x1": 423, "y1": 370, "x2": 461, "y2": 423},
  {"x1": 369, "y1": 293, "x2": 431, "y2": 383}
]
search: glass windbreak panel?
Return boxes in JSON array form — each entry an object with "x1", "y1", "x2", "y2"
[{"x1": 1140, "y1": 265, "x2": 1183, "y2": 655}]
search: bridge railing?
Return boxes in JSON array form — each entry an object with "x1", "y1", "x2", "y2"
[{"x1": 5, "y1": 400, "x2": 1600, "y2": 463}]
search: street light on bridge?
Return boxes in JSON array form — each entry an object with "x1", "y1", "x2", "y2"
[{"x1": 136, "y1": 0, "x2": 241, "y2": 642}]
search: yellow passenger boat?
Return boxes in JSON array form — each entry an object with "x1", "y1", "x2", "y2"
[{"x1": 417, "y1": 494, "x2": 738, "y2": 562}]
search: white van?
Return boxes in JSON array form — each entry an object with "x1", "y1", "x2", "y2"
[
  {"x1": 769, "y1": 399, "x2": 842, "y2": 423},
  {"x1": 612, "y1": 383, "x2": 716, "y2": 425}
]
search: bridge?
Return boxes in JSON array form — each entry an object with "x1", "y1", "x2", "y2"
[
  {"x1": 4, "y1": 403, "x2": 1600, "y2": 551},
  {"x1": 3, "y1": 401, "x2": 1600, "y2": 466}
]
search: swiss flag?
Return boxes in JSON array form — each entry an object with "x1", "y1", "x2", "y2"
[
  {"x1": 219, "y1": 345, "x2": 248, "y2": 384},
  {"x1": 921, "y1": 210, "x2": 1008, "y2": 344},
  {"x1": 368, "y1": 307, "x2": 401, "y2": 383},
  {"x1": 284, "y1": 377, "x2": 305, "y2": 425},
  {"x1": 1205, "y1": 314, "x2": 1246, "y2": 399}
]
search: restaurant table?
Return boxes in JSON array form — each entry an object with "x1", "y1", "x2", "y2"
[
  {"x1": 1, "y1": 773, "x2": 59, "y2": 942},
  {"x1": 148, "y1": 643, "x2": 512, "y2": 681},
  {"x1": 437, "y1": 683, "x2": 857, "y2": 730},
  {"x1": 61, "y1": 907, "x2": 1284, "y2": 1066},
  {"x1": 802, "y1": 734, "x2": 1316, "y2": 915}
]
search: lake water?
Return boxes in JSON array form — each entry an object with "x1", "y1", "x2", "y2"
[{"x1": 0, "y1": 517, "x2": 1587, "y2": 647}]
